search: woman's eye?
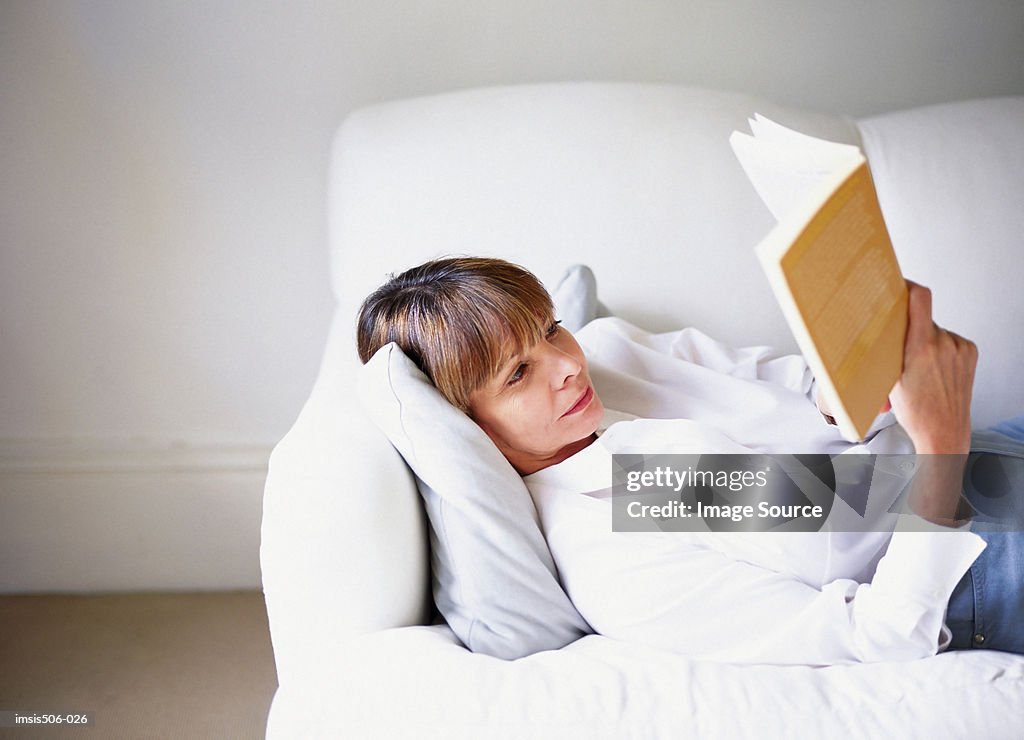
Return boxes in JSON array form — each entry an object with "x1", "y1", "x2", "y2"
[
  {"x1": 546, "y1": 320, "x2": 562, "y2": 337},
  {"x1": 508, "y1": 364, "x2": 527, "y2": 385}
]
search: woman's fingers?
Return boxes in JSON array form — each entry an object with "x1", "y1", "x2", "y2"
[
  {"x1": 903, "y1": 280, "x2": 937, "y2": 349},
  {"x1": 889, "y1": 280, "x2": 978, "y2": 454}
]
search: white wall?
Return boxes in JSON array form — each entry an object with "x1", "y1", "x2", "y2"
[{"x1": 2, "y1": 0, "x2": 1022, "y2": 592}]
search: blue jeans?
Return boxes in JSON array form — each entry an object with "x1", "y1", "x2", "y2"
[{"x1": 946, "y1": 417, "x2": 1024, "y2": 654}]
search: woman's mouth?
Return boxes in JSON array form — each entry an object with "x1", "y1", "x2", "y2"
[{"x1": 561, "y1": 386, "x2": 594, "y2": 417}]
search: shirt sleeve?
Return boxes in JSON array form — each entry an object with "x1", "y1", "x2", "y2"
[
  {"x1": 553, "y1": 511, "x2": 985, "y2": 666},
  {"x1": 808, "y1": 376, "x2": 899, "y2": 439}
]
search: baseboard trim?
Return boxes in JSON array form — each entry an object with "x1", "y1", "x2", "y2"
[
  {"x1": 0, "y1": 438, "x2": 271, "y2": 474},
  {"x1": 0, "y1": 439, "x2": 273, "y2": 594}
]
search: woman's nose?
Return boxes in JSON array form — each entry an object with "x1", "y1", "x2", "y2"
[{"x1": 550, "y1": 346, "x2": 582, "y2": 385}]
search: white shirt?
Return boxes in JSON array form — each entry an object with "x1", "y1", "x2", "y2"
[{"x1": 524, "y1": 318, "x2": 986, "y2": 665}]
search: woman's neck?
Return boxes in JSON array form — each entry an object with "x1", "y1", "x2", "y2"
[{"x1": 514, "y1": 432, "x2": 598, "y2": 476}]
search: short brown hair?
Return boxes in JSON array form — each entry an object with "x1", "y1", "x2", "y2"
[{"x1": 356, "y1": 257, "x2": 554, "y2": 410}]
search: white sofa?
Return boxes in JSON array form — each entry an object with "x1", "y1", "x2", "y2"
[{"x1": 261, "y1": 83, "x2": 1024, "y2": 738}]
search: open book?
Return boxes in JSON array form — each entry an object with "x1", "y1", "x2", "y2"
[{"x1": 730, "y1": 116, "x2": 907, "y2": 442}]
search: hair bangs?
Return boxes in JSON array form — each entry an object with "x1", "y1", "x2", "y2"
[
  {"x1": 356, "y1": 256, "x2": 556, "y2": 411},
  {"x1": 434, "y1": 284, "x2": 553, "y2": 409}
]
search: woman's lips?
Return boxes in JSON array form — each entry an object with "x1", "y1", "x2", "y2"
[{"x1": 562, "y1": 386, "x2": 594, "y2": 417}]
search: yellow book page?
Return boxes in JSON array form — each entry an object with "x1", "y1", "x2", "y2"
[{"x1": 780, "y1": 163, "x2": 907, "y2": 439}]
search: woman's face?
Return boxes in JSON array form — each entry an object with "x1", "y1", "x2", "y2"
[{"x1": 467, "y1": 321, "x2": 604, "y2": 475}]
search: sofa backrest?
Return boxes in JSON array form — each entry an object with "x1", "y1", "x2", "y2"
[
  {"x1": 327, "y1": 83, "x2": 861, "y2": 362},
  {"x1": 329, "y1": 83, "x2": 1023, "y2": 427}
]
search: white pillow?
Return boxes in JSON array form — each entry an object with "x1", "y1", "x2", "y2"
[{"x1": 358, "y1": 342, "x2": 591, "y2": 660}]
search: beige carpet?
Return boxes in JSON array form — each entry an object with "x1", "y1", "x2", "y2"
[{"x1": 0, "y1": 591, "x2": 277, "y2": 739}]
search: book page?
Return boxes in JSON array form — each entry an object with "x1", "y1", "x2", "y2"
[
  {"x1": 729, "y1": 128, "x2": 860, "y2": 221},
  {"x1": 748, "y1": 114, "x2": 861, "y2": 161},
  {"x1": 779, "y1": 163, "x2": 906, "y2": 438}
]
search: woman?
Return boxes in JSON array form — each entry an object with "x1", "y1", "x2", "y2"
[{"x1": 358, "y1": 256, "x2": 1023, "y2": 664}]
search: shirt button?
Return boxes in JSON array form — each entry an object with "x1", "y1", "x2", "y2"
[{"x1": 973, "y1": 633, "x2": 986, "y2": 646}]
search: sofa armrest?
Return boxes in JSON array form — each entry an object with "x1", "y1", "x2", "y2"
[{"x1": 260, "y1": 313, "x2": 431, "y2": 688}]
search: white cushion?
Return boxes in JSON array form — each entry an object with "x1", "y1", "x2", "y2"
[
  {"x1": 859, "y1": 97, "x2": 1024, "y2": 427},
  {"x1": 358, "y1": 342, "x2": 590, "y2": 659}
]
